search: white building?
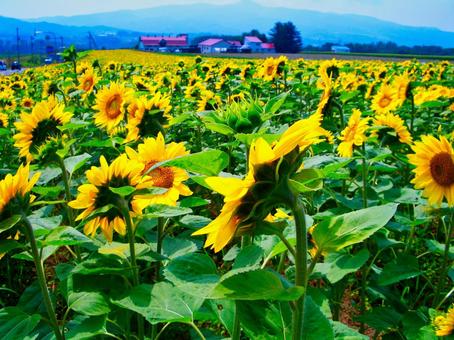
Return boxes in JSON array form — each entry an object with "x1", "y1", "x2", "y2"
[{"x1": 198, "y1": 38, "x2": 232, "y2": 53}]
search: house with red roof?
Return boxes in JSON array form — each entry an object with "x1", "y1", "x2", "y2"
[
  {"x1": 138, "y1": 34, "x2": 188, "y2": 52},
  {"x1": 241, "y1": 36, "x2": 275, "y2": 53},
  {"x1": 198, "y1": 38, "x2": 232, "y2": 53}
]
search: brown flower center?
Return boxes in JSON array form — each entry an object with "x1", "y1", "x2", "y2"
[
  {"x1": 430, "y1": 152, "x2": 454, "y2": 187},
  {"x1": 83, "y1": 78, "x2": 93, "y2": 92},
  {"x1": 106, "y1": 94, "x2": 122, "y2": 119},
  {"x1": 23, "y1": 100, "x2": 32, "y2": 108},
  {"x1": 143, "y1": 161, "x2": 175, "y2": 189},
  {"x1": 378, "y1": 95, "x2": 391, "y2": 108}
]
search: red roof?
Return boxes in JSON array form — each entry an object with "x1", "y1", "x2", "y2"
[
  {"x1": 261, "y1": 43, "x2": 275, "y2": 49},
  {"x1": 198, "y1": 38, "x2": 225, "y2": 47},
  {"x1": 245, "y1": 36, "x2": 263, "y2": 43},
  {"x1": 228, "y1": 40, "x2": 242, "y2": 47},
  {"x1": 140, "y1": 35, "x2": 188, "y2": 47}
]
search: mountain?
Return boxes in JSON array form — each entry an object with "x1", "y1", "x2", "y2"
[
  {"x1": 0, "y1": 16, "x2": 142, "y2": 53},
  {"x1": 29, "y1": 1, "x2": 454, "y2": 47}
]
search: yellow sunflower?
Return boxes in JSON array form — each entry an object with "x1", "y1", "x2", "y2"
[
  {"x1": 197, "y1": 90, "x2": 222, "y2": 112},
  {"x1": 0, "y1": 112, "x2": 8, "y2": 128},
  {"x1": 259, "y1": 58, "x2": 278, "y2": 81},
  {"x1": 393, "y1": 74, "x2": 411, "y2": 106},
  {"x1": 371, "y1": 84, "x2": 399, "y2": 114},
  {"x1": 337, "y1": 109, "x2": 370, "y2": 157},
  {"x1": 0, "y1": 164, "x2": 40, "y2": 220},
  {"x1": 78, "y1": 68, "x2": 98, "y2": 95},
  {"x1": 192, "y1": 113, "x2": 331, "y2": 252},
  {"x1": 433, "y1": 305, "x2": 454, "y2": 337},
  {"x1": 373, "y1": 113, "x2": 412, "y2": 145},
  {"x1": 69, "y1": 154, "x2": 153, "y2": 241},
  {"x1": 125, "y1": 132, "x2": 192, "y2": 206},
  {"x1": 408, "y1": 135, "x2": 454, "y2": 206},
  {"x1": 13, "y1": 100, "x2": 72, "y2": 162},
  {"x1": 125, "y1": 93, "x2": 172, "y2": 142},
  {"x1": 21, "y1": 97, "x2": 34, "y2": 109},
  {"x1": 93, "y1": 82, "x2": 133, "y2": 133}
]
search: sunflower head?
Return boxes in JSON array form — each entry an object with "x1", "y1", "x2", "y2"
[
  {"x1": 372, "y1": 113, "x2": 412, "y2": 145},
  {"x1": 337, "y1": 109, "x2": 370, "y2": 157},
  {"x1": 13, "y1": 100, "x2": 72, "y2": 162},
  {"x1": 371, "y1": 84, "x2": 399, "y2": 114},
  {"x1": 69, "y1": 154, "x2": 153, "y2": 241},
  {"x1": 0, "y1": 164, "x2": 40, "y2": 222},
  {"x1": 408, "y1": 135, "x2": 454, "y2": 206},
  {"x1": 78, "y1": 68, "x2": 98, "y2": 95},
  {"x1": 0, "y1": 112, "x2": 8, "y2": 128},
  {"x1": 432, "y1": 305, "x2": 454, "y2": 337}
]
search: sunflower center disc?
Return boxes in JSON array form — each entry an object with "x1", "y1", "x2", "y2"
[
  {"x1": 149, "y1": 167, "x2": 175, "y2": 189},
  {"x1": 106, "y1": 94, "x2": 122, "y2": 118},
  {"x1": 83, "y1": 79, "x2": 93, "y2": 91},
  {"x1": 430, "y1": 152, "x2": 454, "y2": 187},
  {"x1": 379, "y1": 95, "x2": 391, "y2": 108}
]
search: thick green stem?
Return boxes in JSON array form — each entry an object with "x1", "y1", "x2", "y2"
[
  {"x1": 290, "y1": 196, "x2": 308, "y2": 340},
  {"x1": 361, "y1": 144, "x2": 368, "y2": 209},
  {"x1": 155, "y1": 217, "x2": 165, "y2": 281},
  {"x1": 21, "y1": 215, "x2": 64, "y2": 340},
  {"x1": 433, "y1": 214, "x2": 453, "y2": 306},
  {"x1": 119, "y1": 200, "x2": 144, "y2": 340},
  {"x1": 231, "y1": 302, "x2": 241, "y2": 340}
]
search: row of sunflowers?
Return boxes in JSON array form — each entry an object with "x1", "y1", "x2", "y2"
[{"x1": 0, "y1": 49, "x2": 453, "y2": 339}]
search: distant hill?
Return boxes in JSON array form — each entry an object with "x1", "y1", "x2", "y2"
[{"x1": 29, "y1": 1, "x2": 454, "y2": 47}]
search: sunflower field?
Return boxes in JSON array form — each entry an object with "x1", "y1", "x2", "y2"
[{"x1": 0, "y1": 49, "x2": 453, "y2": 340}]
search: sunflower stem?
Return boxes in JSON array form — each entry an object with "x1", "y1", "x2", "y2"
[
  {"x1": 21, "y1": 214, "x2": 64, "y2": 340},
  {"x1": 118, "y1": 199, "x2": 144, "y2": 340},
  {"x1": 433, "y1": 212, "x2": 453, "y2": 307},
  {"x1": 57, "y1": 156, "x2": 81, "y2": 262},
  {"x1": 361, "y1": 143, "x2": 368, "y2": 209},
  {"x1": 288, "y1": 195, "x2": 307, "y2": 340},
  {"x1": 155, "y1": 217, "x2": 165, "y2": 282}
]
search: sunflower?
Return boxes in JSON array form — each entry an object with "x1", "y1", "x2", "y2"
[
  {"x1": 371, "y1": 84, "x2": 399, "y2": 114},
  {"x1": 13, "y1": 100, "x2": 72, "y2": 162},
  {"x1": 0, "y1": 164, "x2": 40, "y2": 221},
  {"x1": 393, "y1": 74, "x2": 411, "y2": 106},
  {"x1": 192, "y1": 113, "x2": 330, "y2": 252},
  {"x1": 125, "y1": 132, "x2": 192, "y2": 206},
  {"x1": 197, "y1": 90, "x2": 222, "y2": 112},
  {"x1": 21, "y1": 97, "x2": 34, "y2": 109},
  {"x1": 0, "y1": 112, "x2": 8, "y2": 128},
  {"x1": 125, "y1": 93, "x2": 172, "y2": 142},
  {"x1": 373, "y1": 113, "x2": 412, "y2": 145},
  {"x1": 259, "y1": 58, "x2": 278, "y2": 81},
  {"x1": 408, "y1": 135, "x2": 454, "y2": 206},
  {"x1": 319, "y1": 59, "x2": 340, "y2": 80},
  {"x1": 78, "y1": 68, "x2": 98, "y2": 95},
  {"x1": 432, "y1": 305, "x2": 454, "y2": 337},
  {"x1": 93, "y1": 82, "x2": 133, "y2": 133},
  {"x1": 69, "y1": 154, "x2": 153, "y2": 241},
  {"x1": 337, "y1": 109, "x2": 370, "y2": 157}
]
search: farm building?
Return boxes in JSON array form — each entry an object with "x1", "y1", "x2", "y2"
[
  {"x1": 138, "y1": 34, "x2": 188, "y2": 52},
  {"x1": 331, "y1": 45, "x2": 351, "y2": 53},
  {"x1": 198, "y1": 39, "x2": 232, "y2": 53},
  {"x1": 241, "y1": 36, "x2": 263, "y2": 52}
]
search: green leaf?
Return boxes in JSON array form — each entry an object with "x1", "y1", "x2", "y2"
[
  {"x1": 179, "y1": 197, "x2": 210, "y2": 208},
  {"x1": 303, "y1": 296, "x2": 334, "y2": 340},
  {"x1": 0, "y1": 307, "x2": 41, "y2": 339},
  {"x1": 98, "y1": 242, "x2": 150, "y2": 260},
  {"x1": 68, "y1": 291, "x2": 111, "y2": 316},
  {"x1": 312, "y1": 204, "x2": 398, "y2": 253},
  {"x1": 356, "y1": 307, "x2": 402, "y2": 332},
  {"x1": 65, "y1": 315, "x2": 108, "y2": 340},
  {"x1": 142, "y1": 204, "x2": 192, "y2": 219},
  {"x1": 237, "y1": 300, "x2": 292, "y2": 340},
  {"x1": 264, "y1": 92, "x2": 288, "y2": 115},
  {"x1": 204, "y1": 122, "x2": 235, "y2": 135},
  {"x1": 232, "y1": 244, "x2": 264, "y2": 270},
  {"x1": 212, "y1": 269, "x2": 304, "y2": 301},
  {"x1": 41, "y1": 226, "x2": 94, "y2": 247},
  {"x1": 289, "y1": 169, "x2": 324, "y2": 193},
  {"x1": 332, "y1": 321, "x2": 368, "y2": 339},
  {"x1": 109, "y1": 186, "x2": 136, "y2": 197},
  {"x1": 0, "y1": 240, "x2": 22, "y2": 254},
  {"x1": 149, "y1": 149, "x2": 229, "y2": 176},
  {"x1": 0, "y1": 215, "x2": 21, "y2": 234},
  {"x1": 161, "y1": 237, "x2": 199, "y2": 260},
  {"x1": 425, "y1": 239, "x2": 454, "y2": 260},
  {"x1": 64, "y1": 153, "x2": 91, "y2": 178},
  {"x1": 315, "y1": 249, "x2": 370, "y2": 284},
  {"x1": 112, "y1": 282, "x2": 205, "y2": 324},
  {"x1": 376, "y1": 254, "x2": 422, "y2": 286}
]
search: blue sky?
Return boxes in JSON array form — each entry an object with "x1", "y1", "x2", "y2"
[{"x1": 2, "y1": 0, "x2": 453, "y2": 32}]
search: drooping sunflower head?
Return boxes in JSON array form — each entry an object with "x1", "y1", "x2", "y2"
[
  {"x1": 93, "y1": 82, "x2": 133, "y2": 133},
  {"x1": 408, "y1": 135, "x2": 454, "y2": 206},
  {"x1": 337, "y1": 109, "x2": 370, "y2": 158},
  {"x1": 0, "y1": 164, "x2": 40, "y2": 222},
  {"x1": 371, "y1": 84, "x2": 399, "y2": 114},
  {"x1": 319, "y1": 59, "x2": 340, "y2": 81},
  {"x1": 125, "y1": 93, "x2": 172, "y2": 142},
  {"x1": 13, "y1": 100, "x2": 72, "y2": 162},
  {"x1": 69, "y1": 154, "x2": 152, "y2": 241},
  {"x1": 372, "y1": 113, "x2": 412, "y2": 145},
  {"x1": 125, "y1": 132, "x2": 192, "y2": 206}
]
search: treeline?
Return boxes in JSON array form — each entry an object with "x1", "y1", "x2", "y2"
[{"x1": 303, "y1": 41, "x2": 454, "y2": 56}]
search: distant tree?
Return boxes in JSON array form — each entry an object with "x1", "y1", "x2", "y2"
[
  {"x1": 270, "y1": 22, "x2": 302, "y2": 53},
  {"x1": 241, "y1": 29, "x2": 267, "y2": 43}
]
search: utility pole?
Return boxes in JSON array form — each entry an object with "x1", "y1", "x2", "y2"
[{"x1": 16, "y1": 27, "x2": 21, "y2": 62}]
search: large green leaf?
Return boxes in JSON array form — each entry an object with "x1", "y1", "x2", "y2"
[
  {"x1": 332, "y1": 321, "x2": 368, "y2": 339},
  {"x1": 303, "y1": 296, "x2": 334, "y2": 340},
  {"x1": 0, "y1": 215, "x2": 21, "y2": 234},
  {"x1": 142, "y1": 204, "x2": 192, "y2": 219},
  {"x1": 68, "y1": 291, "x2": 111, "y2": 316},
  {"x1": 64, "y1": 153, "x2": 91, "y2": 179},
  {"x1": 312, "y1": 204, "x2": 398, "y2": 253},
  {"x1": 0, "y1": 307, "x2": 41, "y2": 340},
  {"x1": 315, "y1": 249, "x2": 370, "y2": 284},
  {"x1": 148, "y1": 149, "x2": 229, "y2": 176},
  {"x1": 112, "y1": 282, "x2": 204, "y2": 324},
  {"x1": 65, "y1": 315, "x2": 108, "y2": 340},
  {"x1": 376, "y1": 254, "x2": 422, "y2": 286}
]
